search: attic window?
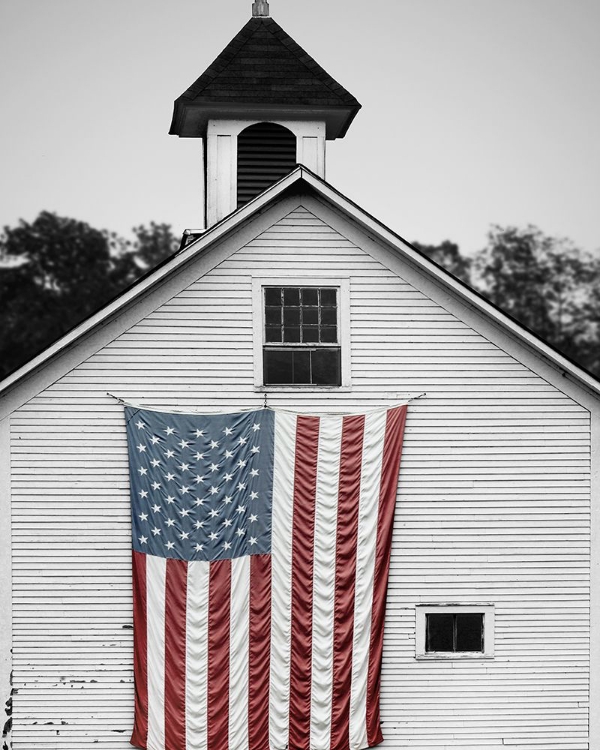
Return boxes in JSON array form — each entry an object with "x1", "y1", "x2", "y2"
[
  {"x1": 237, "y1": 122, "x2": 297, "y2": 208},
  {"x1": 263, "y1": 286, "x2": 341, "y2": 386}
]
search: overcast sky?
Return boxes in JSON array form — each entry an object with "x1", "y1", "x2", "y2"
[{"x1": 1, "y1": 0, "x2": 598, "y2": 256}]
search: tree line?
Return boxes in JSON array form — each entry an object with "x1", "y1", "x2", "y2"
[
  {"x1": 414, "y1": 227, "x2": 600, "y2": 378},
  {"x1": 0, "y1": 211, "x2": 598, "y2": 380},
  {"x1": 0, "y1": 212, "x2": 179, "y2": 379}
]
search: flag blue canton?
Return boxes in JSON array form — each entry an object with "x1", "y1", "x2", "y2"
[{"x1": 126, "y1": 407, "x2": 274, "y2": 562}]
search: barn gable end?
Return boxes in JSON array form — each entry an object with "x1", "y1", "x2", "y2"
[{"x1": 4, "y1": 187, "x2": 596, "y2": 748}]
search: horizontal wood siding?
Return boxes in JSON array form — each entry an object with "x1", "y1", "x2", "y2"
[{"x1": 10, "y1": 206, "x2": 590, "y2": 748}]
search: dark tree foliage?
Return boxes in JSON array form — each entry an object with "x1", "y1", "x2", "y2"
[
  {"x1": 413, "y1": 240, "x2": 472, "y2": 285},
  {"x1": 418, "y1": 227, "x2": 600, "y2": 379},
  {"x1": 0, "y1": 212, "x2": 179, "y2": 379},
  {"x1": 131, "y1": 222, "x2": 182, "y2": 271}
]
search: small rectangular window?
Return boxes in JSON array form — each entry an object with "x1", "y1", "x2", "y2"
[
  {"x1": 416, "y1": 605, "x2": 495, "y2": 660},
  {"x1": 263, "y1": 286, "x2": 341, "y2": 387}
]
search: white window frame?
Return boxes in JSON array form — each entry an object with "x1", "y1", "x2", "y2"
[
  {"x1": 415, "y1": 604, "x2": 495, "y2": 660},
  {"x1": 252, "y1": 275, "x2": 351, "y2": 391}
]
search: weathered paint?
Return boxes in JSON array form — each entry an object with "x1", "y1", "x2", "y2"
[
  {"x1": 3, "y1": 197, "x2": 598, "y2": 748},
  {"x1": 590, "y1": 410, "x2": 600, "y2": 747},
  {"x1": 0, "y1": 418, "x2": 11, "y2": 750}
]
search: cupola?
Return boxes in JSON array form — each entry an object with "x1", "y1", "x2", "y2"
[{"x1": 169, "y1": 2, "x2": 361, "y2": 228}]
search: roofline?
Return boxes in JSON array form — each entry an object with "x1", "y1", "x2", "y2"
[
  {"x1": 1, "y1": 165, "x2": 599, "y2": 403},
  {"x1": 295, "y1": 169, "x2": 600, "y2": 399},
  {"x1": 168, "y1": 100, "x2": 362, "y2": 140},
  {"x1": 0, "y1": 168, "x2": 308, "y2": 399}
]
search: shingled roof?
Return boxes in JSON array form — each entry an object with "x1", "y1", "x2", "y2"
[{"x1": 169, "y1": 16, "x2": 361, "y2": 139}]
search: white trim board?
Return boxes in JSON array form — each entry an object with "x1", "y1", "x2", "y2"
[
  {"x1": 591, "y1": 410, "x2": 600, "y2": 750},
  {"x1": 0, "y1": 417, "x2": 11, "y2": 747}
]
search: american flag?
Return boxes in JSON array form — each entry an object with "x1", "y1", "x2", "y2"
[{"x1": 126, "y1": 405, "x2": 407, "y2": 750}]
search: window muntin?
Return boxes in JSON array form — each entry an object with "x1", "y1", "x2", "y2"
[
  {"x1": 264, "y1": 287, "x2": 338, "y2": 345},
  {"x1": 263, "y1": 286, "x2": 341, "y2": 386}
]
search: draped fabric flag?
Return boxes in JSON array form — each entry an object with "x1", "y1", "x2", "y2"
[{"x1": 125, "y1": 405, "x2": 407, "y2": 750}]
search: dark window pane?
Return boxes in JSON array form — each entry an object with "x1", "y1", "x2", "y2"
[
  {"x1": 264, "y1": 350, "x2": 293, "y2": 384},
  {"x1": 426, "y1": 614, "x2": 454, "y2": 652},
  {"x1": 264, "y1": 288, "x2": 281, "y2": 306},
  {"x1": 456, "y1": 614, "x2": 484, "y2": 652},
  {"x1": 320, "y1": 326, "x2": 338, "y2": 344},
  {"x1": 284, "y1": 288, "x2": 300, "y2": 305},
  {"x1": 264, "y1": 347, "x2": 341, "y2": 386},
  {"x1": 283, "y1": 308, "x2": 300, "y2": 326},
  {"x1": 302, "y1": 326, "x2": 319, "y2": 343},
  {"x1": 265, "y1": 307, "x2": 281, "y2": 326},
  {"x1": 301, "y1": 288, "x2": 318, "y2": 306},
  {"x1": 265, "y1": 326, "x2": 282, "y2": 343},
  {"x1": 320, "y1": 288, "x2": 337, "y2": 306},
  {"x1": 292, "y1": 350, "x2": 311, "y2": 384},
  {"x1": 283, "y1": 326, "x2": 301, "y2": 343},
  {"x1": 311, "y1": 348, "x2": 341, "y2": 386},
  {"x1": 303, "y1": 307, "x2": 318, "y2": 325},
  {"x1": 321, "y1": 307, "x2": 337, "y2": 325}
]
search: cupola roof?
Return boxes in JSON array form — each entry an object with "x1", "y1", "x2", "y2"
[{"x1": 169, "y1": 15, "x2": 361, "y2": 140}]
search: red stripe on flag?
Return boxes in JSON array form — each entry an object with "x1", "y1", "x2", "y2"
[
  {"x1": 330, "y1": 415, "x2": 365, "y2": 750},
  {"x1": 366, "y1": 406, "x2": 408, "y2": 746},
  {"x1": 130, "y1": 551, "x2": 148, "y2": 750},
  {"x1": 248, "y1": 554, "x2": 272, "y2": 750},
  {"x1": 288, "y1": 415, "x2": 320, "y2": 750},
  {"x1": 207, "y1": 559, "x2": 232, "y2": 750},
  {"x1": 164, "y1": 558, "x2": 188, "y2": 750}
]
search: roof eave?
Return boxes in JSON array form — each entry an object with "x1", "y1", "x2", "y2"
[
  {"x1": 293, "y1": 171, "x2": 600, "y2": 400},
  {"x1": 169, "y1": 99, "x2": 361, "y2": 140},
  {"x1": 0, "y1": 168, "x2": 308, "y2": 401},
  {"x1": 2, "y1": 166, "x2": 599, "y2": 405}
]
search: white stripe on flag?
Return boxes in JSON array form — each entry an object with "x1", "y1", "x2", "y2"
[
  {"x1": 349, "y1": 410, "x2": 387, "y2": 750},
  {"x1": 146, "y1": 554, "x2": 167, "y2": 750},
  {"x1": 229, "y1": 555, "x2": 251, "y2": 750},
  {"x1": 310, "y1": 416, "x2": 343, "y2": 749},
  {"x1": 269, "y1": 411, "x2": 297, "y2": 750},
  {"x1": 185, "y1": 560, "x2": 209, "y2": 750}
]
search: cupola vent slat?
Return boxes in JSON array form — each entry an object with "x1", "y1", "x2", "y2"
[{"x1": 237, "y1": 122, "x2": 297, "y2": 208}]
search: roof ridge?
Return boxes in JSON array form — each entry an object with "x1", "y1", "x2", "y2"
[
  {"x1": 181, "y1": 19, "x2": 258, "y2": 100},
  {"x1": 262, "y1": 18, "x2": 358, "y2": 106},
  {"x1": 181, "y1": 17, "x2": 358, "y2": 106},
  {"x1": 170, "y1": 16, "x2": 361, "y2": 138}
]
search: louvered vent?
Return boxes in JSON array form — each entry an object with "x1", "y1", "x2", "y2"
[{"x1": 237, "y1": 122, "x2": 297, "y2": 208}]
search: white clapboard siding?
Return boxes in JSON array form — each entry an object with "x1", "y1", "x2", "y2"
[{"x1": 10, "y1": 205, "x2": 590, "y2": 749}]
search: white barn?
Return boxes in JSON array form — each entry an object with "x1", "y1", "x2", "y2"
[{"x1": 1, "y1": 3, "x2": 599, "y2": 749}]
